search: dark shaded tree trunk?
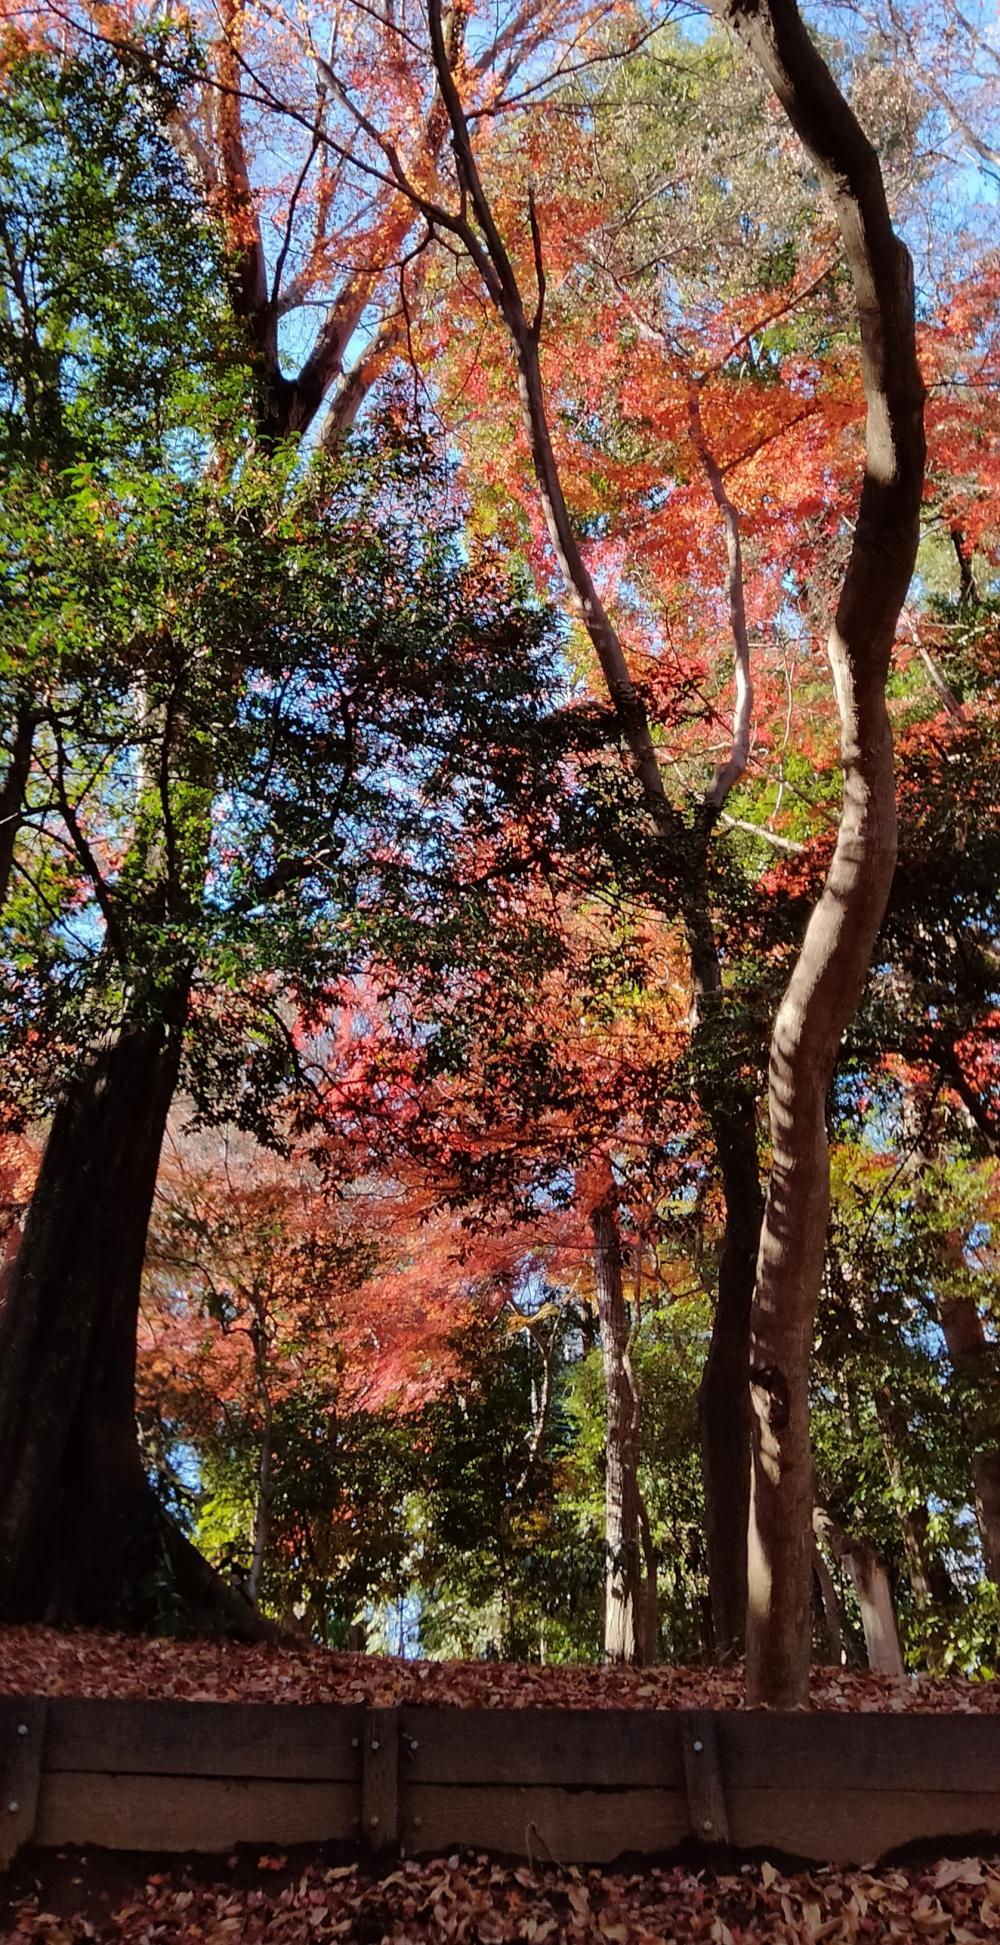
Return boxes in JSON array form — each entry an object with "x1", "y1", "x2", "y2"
[
  {"x1": 693, "y1": 1066, "x2": 762, "y2": 1661},
  {"x1": 0, "y1": 1002, "x2": 263, "y2": 1633},
  {"x1": 592, "y1": 1192, "x2": 643, "y2": 1664},
  {"x1": 0, "y1": 699, "x2": 34, "y2": 912},
  {"x1": 951, "y1": 526, "x2": 977, "y2": 608},
  {"x1": 637, "y1": 1485, "x2": 660, "y2": 1662}
]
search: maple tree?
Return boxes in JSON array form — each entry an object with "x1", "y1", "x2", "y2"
[
  {"x1": 3, "y1": 0, "x2": 1000, "y2": 1719},
  {"x1": 242, "y1": 0, "x2": 924, "y2": 1704}
]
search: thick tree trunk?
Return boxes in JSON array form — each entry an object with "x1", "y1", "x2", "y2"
[
  {"x1": 0, "y1": 1006, "x2": 263, "y2": 1634},
  {"x1": 708, "y1": 0, "x2": 925, "y2": 1707},
  {"x1": 592, "y1": 1193, "x2": 643, "y2": 1664}
]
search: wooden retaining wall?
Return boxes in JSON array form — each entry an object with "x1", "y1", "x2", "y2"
[{"x1": 3, "y1": 1696, "x2": 1000, "y2": 1869}]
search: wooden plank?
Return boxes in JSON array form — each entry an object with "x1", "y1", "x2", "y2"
[
  {"x1": 35, "y1": 1774, "x2": 357, "y2": 1852},
  {"x1": 44, "y1": 1699, "x2": 365, "y2": 1781},
  {"x1": 361, "y1": 1707, "x2": 399, "y2": 1850},
  {"x1": 0, "y1": 1698, "x2": 47, "y2": 1870},
  {"x1": 719, "y1": 1711, "x2": 1000, "y2": 1793},
  {"x1": 681, "y1": 1712, "x2": 730, "y2": 1844},
  {"x1": 405, "y1": 1786, "x2": 690, "y2": 1863},
  {"x1": 399, "y1": 1709, "x2": 684, "y2": 1788},
  {"x1": 728, "y1": 1786, "x2": 1000, "y2": 1863}
]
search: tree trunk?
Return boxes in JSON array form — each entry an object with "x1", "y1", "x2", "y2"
[
  {"x1": 423, "y1": 0, "x2": 923, "y2": 1700},
  {"x1": 247, "y1": 1384, "x2": 273, "y2": 1608},
  {"x1": 951, "y1": 526, "x2": 977, "y2": 607},
  {"x1": 812, "y1": 1540, "x2": 844, "y2": 1665},
  {"x1": 0, "y1": 699, "x2": 34, "y2": 913},
  {"x1": 637, "y1": 1484, "x2": 660, "y2": 1662},
  {"x1": 814, "y1": 1507, "x2": 904, "y2": 1677},
  {"x1": 592, "y1": 1192, "x2": 643, "y2": 1664},
  {"x1": 695, "y1": 1082, "x2": 762, "y2": 1662},
  {"x1": 0, "y1": 1005, "x2": 264, "y2": 1634},
  {"x1": 709, "y1": 0, "x2": 925, "y2": 1707}
]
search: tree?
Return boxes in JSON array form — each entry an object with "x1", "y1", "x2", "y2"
[
  {"x1": 267, "y1": 0, "x2": 924, "y2": 1701},
  {"x1": 0, "y1": 45, "x2": 564, "y2": 1626}
]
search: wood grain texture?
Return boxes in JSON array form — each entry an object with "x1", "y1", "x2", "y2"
[
  {"x1": 399, "y1": 1708, "x2": 683, "y2": 1787},
  {"x1": 681, "y1": 1711, "x2": 730, "y2": 1844},
  {"x1": 10, "y1": 1698, "x2": 1000, "y2": 1867},
  {"x1": 0, "y1": 1698, "x2": 47, "y2": 1869},
  {"x1": 362, "y1": 1707, "x2": 399, "y2": 1850},
  {"x1": 44, "y1": 1699, "x2": 364, "y2": 1781},
  {"x1": 719, "y1": 1711, "x2": 1000, "y2": 1792},
  {"x1": 404, "y1": 1786, "x2": 690, "y2": 1862},
  {"x1": 728, "y1": 1786, "x2": 1000, "y2": 1862},
  {"x1": 35, "y1": 1773, "x2": 357, "y2": 1851}
]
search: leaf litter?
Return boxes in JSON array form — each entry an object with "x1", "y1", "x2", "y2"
[
  {"x1": 3, "y1": 1630, "x2": 1000, "y2": 1941},
  {"x1": 2, "y1": 1628, "x2": 998, "y2": 1713},
  {"x1": 7, "y1": 1851, "x2": 1000, "y2": 1945}
]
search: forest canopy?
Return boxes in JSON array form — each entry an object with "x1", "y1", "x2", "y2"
[{"x1": 0, "y1": 0, "x2": 998, "y2": 1711}]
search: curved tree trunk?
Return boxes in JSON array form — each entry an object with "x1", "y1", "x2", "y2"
[
  {"x1": 708, "y1": 0, "x2": 925, "y2": 1706},
  {"x1": 0, "y1": 1003, "x2": 264, "y2": 1634}
]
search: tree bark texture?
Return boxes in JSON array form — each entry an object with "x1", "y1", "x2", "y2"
[
  {"x1": 592, "y1": 1195, "x2": 644, "y2": 1663},
  {"x1": 0, "y1": 1006, "x2": 263, "y2": 1633},
  {"x1": 708, "y1": 0, "x2": 925, "y2": 1706}
]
